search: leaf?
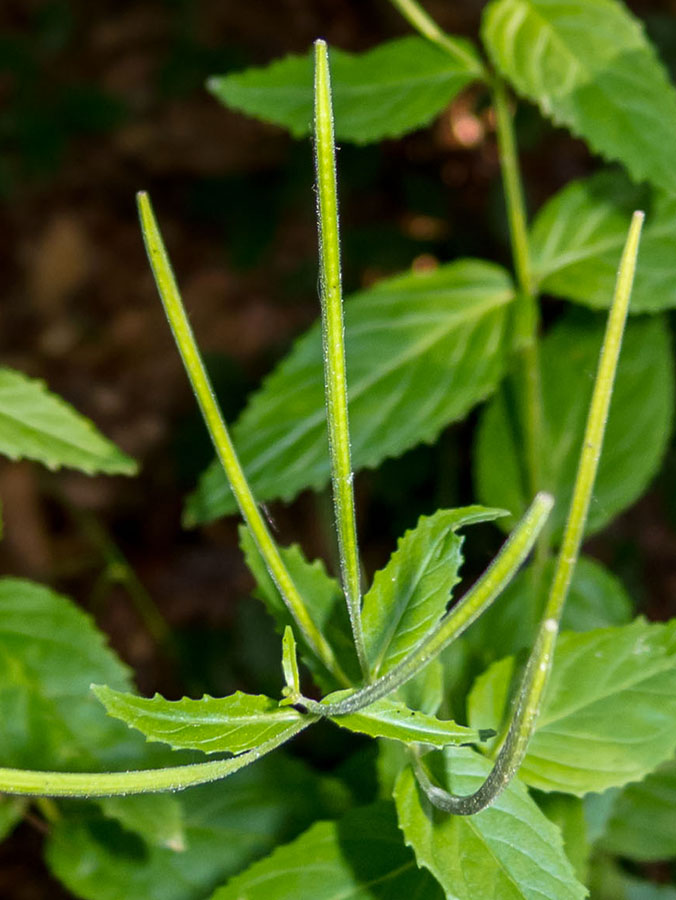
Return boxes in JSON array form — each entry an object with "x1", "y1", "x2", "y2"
[
  {"x1": 0, "y1": 367, "x2": 136, "y2": 475},
  {"x1": 325, "y1": 691, "x2": 487, "y2": 748},
  {"x1": 210, "y1": 801, "x2": 444, "y2": 900},
  {"x1": 474, "y1": 312, "x2": 674, "y2": 540},
  {"x1": 94, "y1": 686, "x2": 305, "y2": 755},
  {"x1": 600, "y1": 759, "x2": 676, "y2": 861},
  {"x1": 537, "y1": 793, "x2": 589, "y2": 883},
  {"x1": 397, "y1": 656, "x2": 444, "y2": 716},
  {"x1": 0, "y1": 577, "x2": 154, "y2": 771},
  {"x1": 239, "y1": 526, "x2": 360, "y2": 691},
  {"x1": 46, "y1": 753, "x2": 350, "y2": 900},
  {"x1": 481, "y1": 0, "x2": 676, "y2": 195},
  {"x1": 464, "y1": 555, "x2": 633, "y2": 666},
  {"x1": 394, "y1": 746, "x2": 586, "y2": 900},
  {"x1": 208, "y1": 36, "x2": 483, "y2": 144},
  {"x1": 530, "y1": 171, "x2": 676, "y2": 313},
  {"x1": 97, "y1": 795, "x2": 186, "y2": 851},
  {"x1": 362, "y1": 506, "x2": 506, "y2": 678},
  {"x1": 468, "y1": 619, "x2": 676, "y2": 794},
  {"x1": 188, "y1": 259, "x2": 515, "y2": 524},
  {"x1": 0, "y1": 795, "x2": 25, "y2": 843}
]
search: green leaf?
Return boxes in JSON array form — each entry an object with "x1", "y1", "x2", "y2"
[
  {"x1": 394, "y1": 746, "x2": 586, "y2": 900},
  {"x1": 600, "y1": 759, "x2": 676, "y2": 860},
  {"x1": 281, "y1": 626, "x2": 300, "y2": 697},
  {"x1": 397, "y1": 656, "x2": 444, "y2": 716},
  {"x1": 0, "y1": 795, "x2": 25, "y2": 842},
  {"x1": 465, "y1": 555, "x2": 633, "y2": 666},
  {"x1": 0, "y1": 577, "x2": 152, "y2": 771},
  {"x1": 97, "y1": 795, "x2": 186, "y2": 851},
  {"x1": 239, "y1": 526, "x2": 360, "y2": 691},
  {"x1": 482, "y1": 0, "x2": 676, "y2": 195},
  {"x1": 208, "y1": 36, "x2": 483, "y2": 144},
  {"x1": 362, "y1": 506, "x2": 506, "y2": 678},
  {"x1": 537, "y1": 793, "x2": 590, "y2": 883},
  {"x1": 475, "y1": 312, "x2": 674, "y2": 540},
  {"x1": 46, "y1": 754, "x2": 350, "y2": 900},
  {"x1": 0, "y1": 367, "x2": 136, "y2": 475},
  {"x1": 530, "y1": 171, "x2": 676, "y2": 313},
  {"x1": 210, "y1": 801, "x2": 444, "y2": 900},
  {"x1": 94, "y1": 686, "x2": 305, "y2": 755},
  {"x1": 188, "y1": 259, "x2": 515, "y2": 524},
  {"x1": 468, "y1": 619, "x2": 676, "y2": 794},
  {"x1": 325, "y1": 691, "x2": 486, "y2": 747}
]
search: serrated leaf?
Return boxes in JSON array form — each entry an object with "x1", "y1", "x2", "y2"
[
  {"x1": 188, "y1": 259, "x2": 515, "y2": 524},
  {"x1": 465, "y1": 555, "x2": 633, "y2": 667},
  {"x1": 46, "y1": 753, "x2": 350, "y2": 900},
  {"x1": 475, "y1": 312, "x2": 674, "y2": 540},
  {"x1": 482, "y1": 0, "x2": 676, "y2": 195},
  {"x1": 208, "y1": 36, "x2": 483, "y2": 144},
  {"x1": 362, "y1": 506, "x2": 506, "y2": 678},
  {"x1": 394, "y1": 746, "x2": 586, "y2": 900},
  {"x1": 468, "y1": 620, "x2": 676, "y2": 794},
  {"x1": 0, "y1": 578, "x2": 153, "y2": 771},
  {"x1": 530, "y1": 171, "x2": 676, "y2": 312},
  {"x1": 600, "y1": 759, "x2": 676, "y2": 861},
  {"x1": 0, "y1": 367, "x2": 136, "y2": 475},
  {"x1": 97, "y1": 794, "x2": 186, "y2": 851},
  {"x1": 94, "y1": 685, "x2": 305, "y2": 755},
  {"x1": 239, "y1": 526, "x2": 360, "y2": 691},
  {"x1": 210, "y1": 801, "x2": 444, "y2": 900},
  {"x1": 325, "y1": 690, "x2": 485, "y2": 747}
]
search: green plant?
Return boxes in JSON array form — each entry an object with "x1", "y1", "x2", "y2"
[{"x1": 2, "y1": 1, "x2": 676, "y2": 898}]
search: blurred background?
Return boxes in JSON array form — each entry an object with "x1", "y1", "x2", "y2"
[{"x1": 1, "y1": 0, "x2": 676, "y2": 892}]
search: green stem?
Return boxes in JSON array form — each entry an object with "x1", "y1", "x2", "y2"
[
  {"x1": 0, "y1": 720, "x2": 314, "y2": 798},
  {"x1": 415, "y1": 212, "x2": 644, "y2": 816},
  {"x1": 137, "y1": 193, "x2": 349, "y2": 688},
  {"x1": 388, "y1": 0, "x2": 485, "y2": 74},
  {"x1": 313, "y1": 41, "x2": 368, "y2": 681},
  {"x1": 300, "y1": 492, "x2": 552, "y2": 717},
  {"x1": 492, "y1": 78, "x2": 544, "y2": 509}
]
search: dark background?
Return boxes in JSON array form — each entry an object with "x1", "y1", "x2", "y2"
[{"x1": 2, "y1": 1, "x2": 676, "y2": 895}]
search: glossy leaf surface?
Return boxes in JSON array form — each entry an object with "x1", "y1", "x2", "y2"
[
  {"x1": 394, "y1": 747, "x2": 586, "y2": 900},
  {"x1": 475, "y1": 312, "x2": 674, "y2": 539},
  {"x1": 0, "y1": 368, "x2": 136, "y2": 475},
  {"x1": 188, "y1": 260, "x2": 514, "y2": 524},
  {"x1": 208, "y1": 36, "x2": 482, "y2": 143},
  {"x1": 482, "y1": 0, "x2": 676, "y2": 194},
  {"x1": 469, "y1": 620, "x2": 676, "y2": 794}
]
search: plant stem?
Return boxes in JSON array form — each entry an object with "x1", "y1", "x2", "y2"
[
  {"x1": 388, "y1": 0, "x2": 485, "y2": 75},
  {"x1": 415, "y1": 212, "x2": 644, "y2": 815},
  {"x1": 492, "y1": 78, "x2": 544, "y2": 509},
  {"x1": 0, "y1": 720, "x2": 313, "y2": 798},
  {"x1": 314, "y1": 41, "x2": 369, "y2": 681},
  {"x1": 137, "y1": 192, "x2": 349, "y2": 688},
  {"x1": 300, "y1": 491, "x2": 553, "y2": 716}
]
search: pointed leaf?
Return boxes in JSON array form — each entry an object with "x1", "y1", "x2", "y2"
[
  {"x1": 475, "y1": 312, "x2": 674, "y2": 540},
  {"x1": 239, "y1": 526, "x2": 360, "y2": 691},
  {"x1": 187, "y1": 259, "x2": 515, "y2": 524},
  {"x1": 46, "y1": 754, "x2": 350, "y2": 900},
  {"x1": 601, "y1": 759, "x2": 676, "y2": 861},
  {"x1": 0, "y1": 367, "x2": 136, "y2": 475},
  {"x1": 468, "y1": 620, "x2": 676, "y2": 794},
  {"x1": 531, "y1": 171, "x2": 676, "y2": 312},
  {"x1": 482, "y1": 0, "x2": 676, "y2": 195},
  {"x1": 362, "y1": 506, "x2": 506, "y2": 678},
  {"x1": 394, "y1": 746, "x2": 586, "y2": 900},
  {"x1": 94, "y1": 685, "x2": 305, "y2": 755},
  {"x1": 208, "y1": 36, "x2": 483, "y2": 144},
  {"x1": 325, "y1": 690, "x2": 487, "y2": 747},
  {"x1": 0, "y1": 578, "x2": 154, "y2": 771},
  {"x1": 210, "y1": 801, "x2": 444, "y2": 900}
]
